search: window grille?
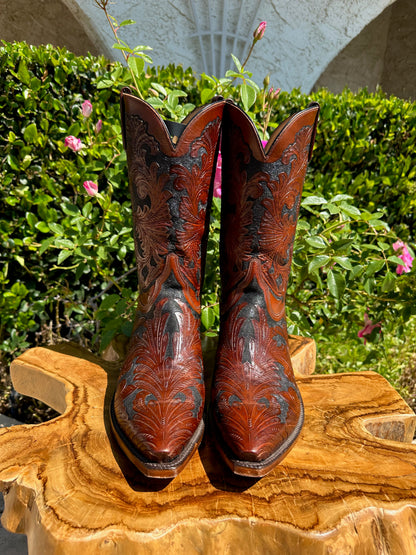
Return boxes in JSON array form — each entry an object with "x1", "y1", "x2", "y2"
[{"x1": 189, "y1": 0, "x2": 263, "y2": 77}]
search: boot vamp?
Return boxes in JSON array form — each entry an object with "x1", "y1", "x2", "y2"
[
  {"x1": 114, "y1": 299, "x2": 204, "y2": 463},
  {"x1": 213, "y1": 307, "x2": 302, "y2": 462}
]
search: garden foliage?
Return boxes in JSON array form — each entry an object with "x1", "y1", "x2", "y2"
[{"x1": 1, "y1": 40, "x2": 415, "y2": 375}]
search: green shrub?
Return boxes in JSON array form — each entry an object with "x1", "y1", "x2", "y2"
[
  {"x1": 267, "y1": 88, "x2": 416, "y2": 239},
  {"x1": 1, "y1": 40, "x2": 415, "y2": 386}
]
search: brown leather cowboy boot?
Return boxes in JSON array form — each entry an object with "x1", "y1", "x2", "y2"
[
  {"x1": 110, "y1": 90, "x2": 223, "y2": 478},
  {"x1": 212, "y1": 100, "x2": 319, "y2": 477}
]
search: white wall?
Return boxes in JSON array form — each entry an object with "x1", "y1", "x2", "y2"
[{"x1": 62, "y1": 0, "x2": 396, "y2": 92}]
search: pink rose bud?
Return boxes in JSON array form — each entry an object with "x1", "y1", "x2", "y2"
[
  {"x1": 270, "y1": 87, "x2": 281, "y2": 99},
  {"x1": 82, "y1": 100, "x2": 93, "y2": 118},
  {"x1": 358, "y1": 313, "x2": 381, "y2": 344},
  {"x1": 95, "y1": 119, "x2": 103, "y2": 134},
  {"x1": 393, "y1": 240, "x2": 414, "y2": 274},
  {"x1": 64, "y1": 135, "x2": 84, "y2": 152},
  {"x1": 83, "y1": 181, "x2": 98, "y2": 197},
  {"x1": 253, "y1": 21, "x2": 267, "y2": 41}
]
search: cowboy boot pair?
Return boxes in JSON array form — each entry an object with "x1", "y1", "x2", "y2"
[{"x1": 110, "y1": 90, "x2": 319, "y2": 478}]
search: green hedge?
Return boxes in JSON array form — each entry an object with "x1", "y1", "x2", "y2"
[{"x1": 1, "y1": 40, "x2": 415, "y2": 368}]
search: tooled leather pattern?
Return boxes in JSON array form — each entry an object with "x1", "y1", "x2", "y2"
[
  {"x1": 214, "y1": 121, "x2": 314, "y2": 461},
  {"x1": 114, "y1": 115, "x2": 221, "y2": 462}
]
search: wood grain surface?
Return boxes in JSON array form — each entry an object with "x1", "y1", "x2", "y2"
[{"x1": 0, "y1": 338, "x2": 415, "y2": 554}]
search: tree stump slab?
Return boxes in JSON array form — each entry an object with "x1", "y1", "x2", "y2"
[{"x1": 1, "y1": 338, "x2": 416, "y2": 554}]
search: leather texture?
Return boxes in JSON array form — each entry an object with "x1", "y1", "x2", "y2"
[
  {"x1": 112, "y1": 91, "x2": 223, "y2": 477},
  {"x1": 212, "y1": 100, "x2": 320, "y2": 476}
]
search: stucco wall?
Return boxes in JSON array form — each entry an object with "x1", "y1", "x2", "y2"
[
  {"x1": 313, "y1": 0, "x2": 416, "y2": 100},
  {"x1": 60, "y1": 0, "x2": 396, "y2": 92},
  {"x1": 2, "y1": 0, "x2": 407, "y2": 94},
  {"x1": 0, "y1": 0, "x2": 104, "y2": 57}
]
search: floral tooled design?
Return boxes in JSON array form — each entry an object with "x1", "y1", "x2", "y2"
[
  {"x1": 214, "y1": 305, "x2": 301, "y2": 461},
  {"x1": 125, "y1": 116, "x2": 171, "y2": 292},
  {"x1": 259, "y1": 125, "x2": 313, "y2": 271},
  {"x1": 115, "y1": 299, "x2": 204, "y2": 462},
  {"x1": 172, "y1": 118, "x2": 222, "y2": 292}
]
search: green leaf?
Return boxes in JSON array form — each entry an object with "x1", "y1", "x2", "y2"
[
  {"x1": 127, "y1": 56, "x2": 144, "y2": 77},
  {"x1": 39, "y1": 237, "x2": 54, "y2": 255},
  {"x1": 14, "y1": 255, "x2": 25, "y2": 267},
  {"x1": 49, "y1": 222, "x2": 64, "y2": 235},
  {"x1": 99, "y1": 294, "x2": 121, "y2": 311},
  {"x1": 97, "y1": 79, "x2": 114, "y2": 89},
  {"x1": 240, "y1": 83, "x2": 256, "y2": 112},
  {"x1": 330, "y1": 194, "x2": 353, "y2": 202},
  {"x1": 333, "y1": 256, "x2": 354, "y2": 271},
  {"x1": 132, "y1": 45, "x2": 153, "y2": 52},
  {"x1": 201, "y1": 88, "x2": 215, "y2": 104},
  {"x1": 35, "y1": 221, "x2": 49, "y2": 233},
  {"x1": 308, "y1": 255, "x2": 330, "y2": 273},
  {"x1": 54, "y1": 67, "x2": 66, "y2": 85},
  {"x1": 82, "y1": 202, "x2": 93, "y2": 218},
  {"x1": 231, "y1": 54, "x2": 242, "y2": 72},
  {"x1": 119, "y1": 19, "x2": 136, "y2": 26},
  {"x1": 301, "y1": 196, "x2": 327, "y2": 206},
  {"x1": 365, "y1": 259, "x2": 385, "y2": 276},
  {"x1": 151, "y1": 82, "x2": 167, "y2": 96},
  {"x1": 381, "y1": 271, "x2": 396, "y2": 292},
  {"x1": 54, "y1": 238, "x2": 74, "y2": 249},
  {"x1": 364, "y1": 277, "x2": 375, "y2": 295},
  {"x1": 327, "y1": 270, "x2": 346, "y2": 299},
  {"x1": 169, "y1": 90, "x2": 187, "y2": 98},
  {"x1": 340, "y1": 202, "x2": 361, "y2": 218},
  {"x1": 146, "y1": 97, "x2": 164, "y2": 108},
  {"x1": 57, "y1": 250, "x2": 72, "y2": 265},
  {"x1": 61, "y1": 202, "x2": 80, "y2": 216},
  {"x1": 388, "y1": 255, "x2": 405, "y2": 266},
  {"x1": 201, "y1": 306, "x2": 215, "y2": 330},
  {"x1": 7, "y1": 154, "x2": 20, "y2": 171},
  {"x1": 17, "y1": 59, "x2": 30, "y2": 85},
  {"x1": 112, "y1": 43, "x2": 133, "y2": 54},
  {"x1": 75, "y1": 261, "x2": 87, "y2": 280},
  {"x1": 305, "y1": 236, "x2": 327, "y2": 249},
  {"x1": 26, "y1": 213, "x2": 37, "y2": 228},
  {"x1": 23, "y1": 123, "x2": 38, "y2": 144}
]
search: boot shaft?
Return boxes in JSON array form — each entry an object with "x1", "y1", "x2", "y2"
[
  {"x1": 121, "y1": 91, "x2": 223, "y2": 311},
  {"x1": 220, "y1": 101, "x2": 320, "y2": 317}
]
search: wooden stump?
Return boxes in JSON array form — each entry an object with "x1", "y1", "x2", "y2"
[{"x1": 1, "y1": 337, "x2": 416, "y2": 554}]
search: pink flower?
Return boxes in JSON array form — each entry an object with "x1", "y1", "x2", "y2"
[
  {"x1": 82, "y1": 100, "x2": 93, "y2": 118},
  {"x1": 83, "y1": 181, "x2": 98, "y2": 196},
  {"x1": 269, "y1": 87, "x2": 281, "y2": 100},
  {"x1": 64, "y1": 135, "x2": 84, "y2": 152},
  {"x1": 213, "y1": 150, "x2": 222, "y2": 198},
  {"x1": 393, "y1": 240, "x2": 413, "y2": 275},
  {"x1": 358, "y1": 313, "x2": 381, "y2": 344},
  {"x1": 95, "y1": 119, "x2": 103, "y2": 134},
  {"x1": 253, "y1": 21, "x2": 267, "y2": 41}
]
